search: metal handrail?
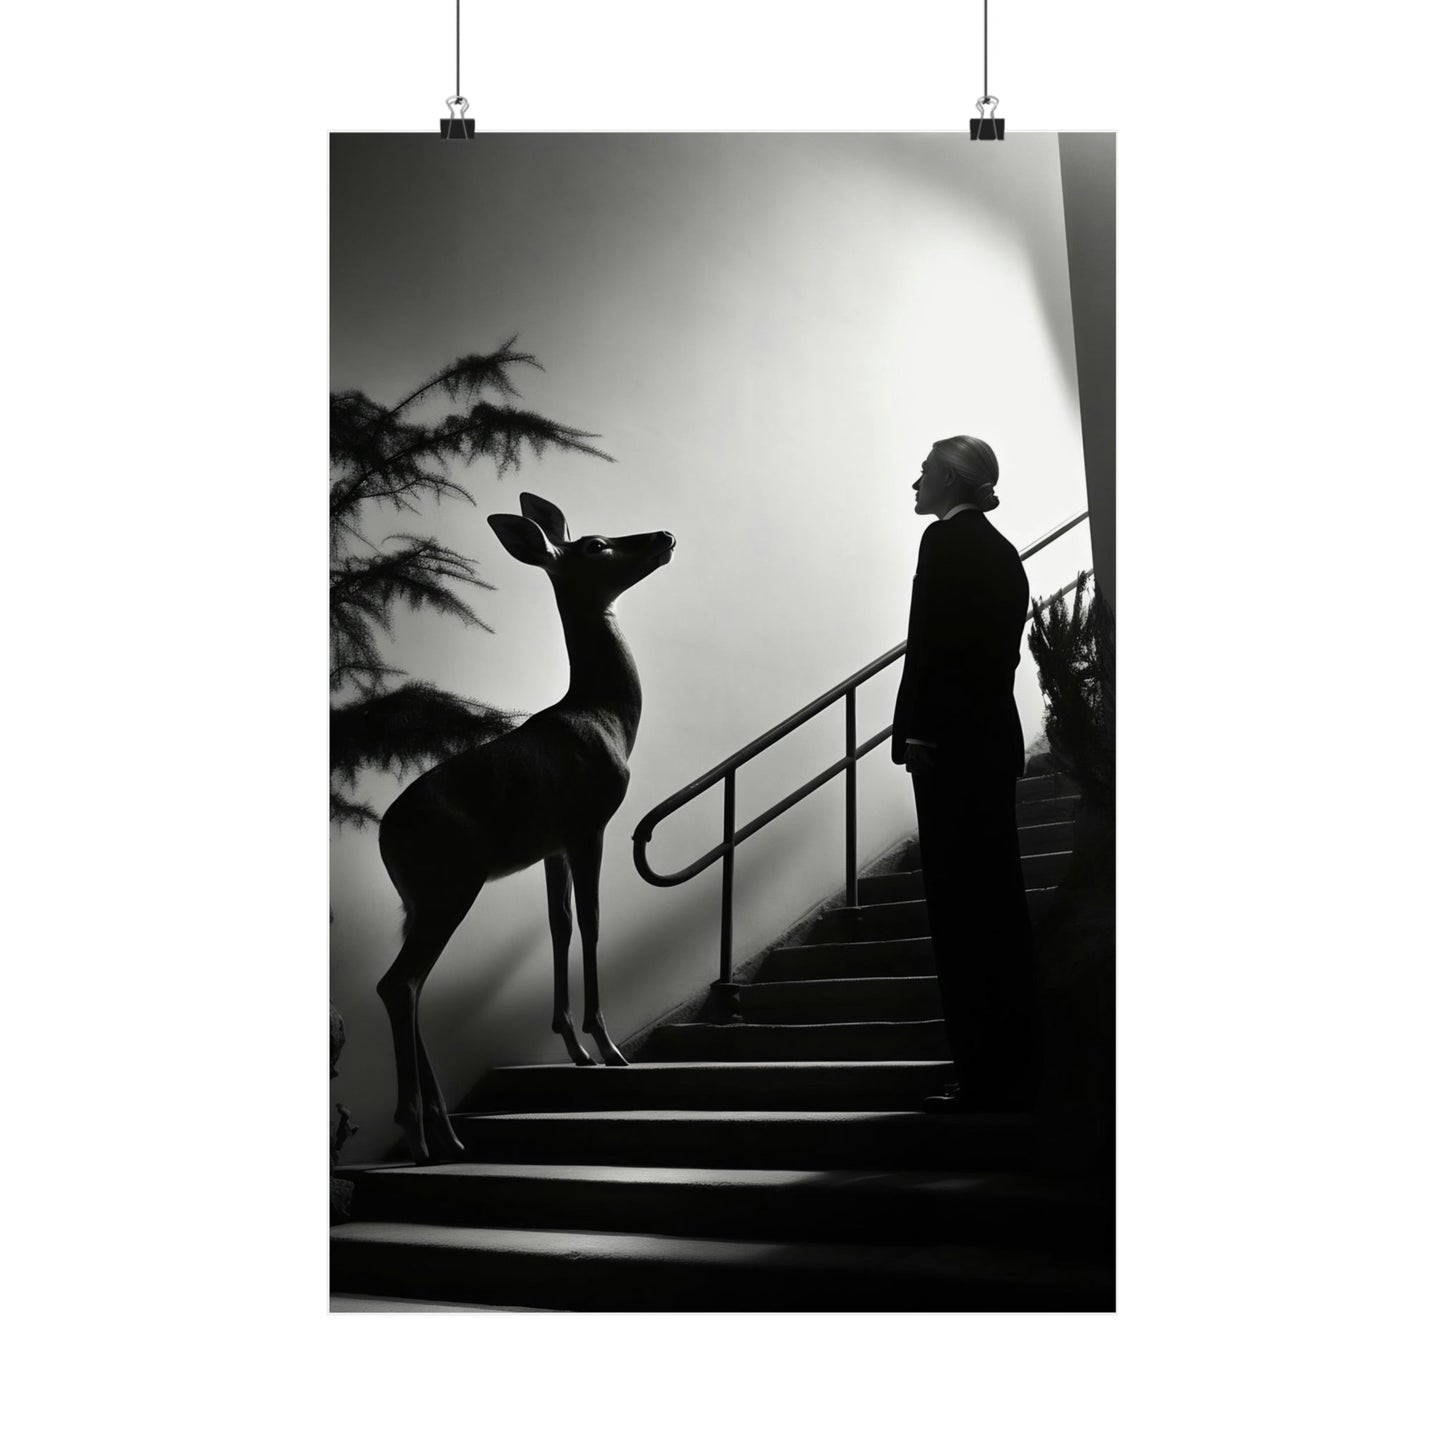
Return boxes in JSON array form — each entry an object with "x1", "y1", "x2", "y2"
[{"x1": 631, "y1": 507, "x2": 1091, "y2": 997}]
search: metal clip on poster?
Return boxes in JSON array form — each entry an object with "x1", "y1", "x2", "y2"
[
  {"x1": 969, "y1": 1, "x2": 1004, "y2": 140},
  {"x1": 441, "y1": 95, "x2": 474, "y2": 139},
  {"x1": 971, "y1": 97, "x2": 1004, "y2": 140},
  {"x1": 438, "y1": 3, "x2": 474, "y2": 138}
]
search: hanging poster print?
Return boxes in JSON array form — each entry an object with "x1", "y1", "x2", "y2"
[{"x1": 330, "y1": 128, "x2": 1115, "y2": 1311}]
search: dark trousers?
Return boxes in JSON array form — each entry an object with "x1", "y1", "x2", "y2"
[{"x1": 911, "y1": 759, "x2": 1035, "y2": 1094}]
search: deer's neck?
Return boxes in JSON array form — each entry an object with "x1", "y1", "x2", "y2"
[{"x1": 555, "y1": 600, "x2": 643, "y2": 755}]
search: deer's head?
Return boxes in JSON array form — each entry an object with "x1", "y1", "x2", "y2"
[{"x1": 488, "y1": 493, "x2": 675, "y2": 611}]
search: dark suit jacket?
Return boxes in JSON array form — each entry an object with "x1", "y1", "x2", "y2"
[{"x1": 891, "y1": 510, "x2": 1029, "y2": 775}]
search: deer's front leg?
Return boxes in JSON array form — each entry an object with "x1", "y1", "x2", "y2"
[
  {"x1": 543, "y1": 849, "x2": 595, "y2": 1069},
  {"x1": 545, "y1": 853, "x2": 595, "y2": 1066},
  {"x1": 569, "y1": 829, "x2": 629, "y2": 1067}
]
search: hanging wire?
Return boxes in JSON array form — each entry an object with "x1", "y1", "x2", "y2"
[
  {"x1": 971, "y1": 0, "x2": 1001, "y2": 137},
  {"x1": 456, "y1": 0, "x2": 461, "y2": 96},
  {"x1": 440, "y1": 0, "x2": 472, "y2": 134}
]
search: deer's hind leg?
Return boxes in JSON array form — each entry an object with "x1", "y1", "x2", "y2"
[
  {"x1": 545, "y1": 853, "x2": 595, "y2": 1066},
  {"x1": 415, "y1": 1025, "x2": 467, "y2": 1161},
  {"x1": 376, "y1": 879, "x2": 481, "y2": 1164}
]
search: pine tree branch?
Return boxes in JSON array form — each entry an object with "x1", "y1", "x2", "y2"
[
  {"x1": 331, "y1": 537, "x2": 496, "y2": 637},
  {"x1": 362, "y1": 338, "x2": 540, "y2": 434},
  {"x1": 334, "y1": 404, "x2": 613, "y2": 517},
  {"x1": 330, "y1": 682, "x2": 525, "y2": 790},
  {"x1": 331, "y1": 791, "x2": 381, "y2": 829}
]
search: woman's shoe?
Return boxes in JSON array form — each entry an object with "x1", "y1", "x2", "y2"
[
  {"x1": 922, "y1": 1079, "x2": 1036, "y2": 1113},
  {"x1": 920, "y1": 1084, "x2": 964, "y2": 1113}
]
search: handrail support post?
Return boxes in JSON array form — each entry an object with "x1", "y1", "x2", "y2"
[
  {"x1": 845, "y1": 688, "x2": 858, "y2": 908},
  {"x1": 719, "y1": 770, "x2": 736, "y2": 985}
]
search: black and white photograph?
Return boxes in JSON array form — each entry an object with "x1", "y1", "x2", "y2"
[
  {"x1": 9, "y1": 0, "x2": 1442, "y2": 1433},
  {"x1": 328, "y1": 128, "x2": 1116, "y2": 1309}
]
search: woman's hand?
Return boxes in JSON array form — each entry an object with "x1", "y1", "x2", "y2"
[{"x1": 904, "y1": 742, "x2": 936, "y2": 775}]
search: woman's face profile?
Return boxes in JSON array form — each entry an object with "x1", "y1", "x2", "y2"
[{"x1": 913, "y1": 449, "x2": 956, "y2": 516}]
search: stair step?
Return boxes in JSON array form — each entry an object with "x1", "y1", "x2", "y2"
[
  {"x1": 860, "y1": 850, "x2": 1072, "y2": 904},
  {"x1": 1016, "y1": 771, "x2": 1077, "y2": 803},
  {"x1": 899, "y1": 823, "x2": 1072, "y2": 872},
  {"x1": 857, "y1": 872, "x2": 928, "y2": 905},
  {"x1": 1018, "y1": 821, "x2": 1075, "y2": 856},
  {"x1": 805, "y1": 901, "x2": 931, "y2": 944},
  {"x1": 739, "y1": 975, "x2": 941, "y2": 1023},
  {"x1": 1023, "y1": 850, "x2": 1074, "y2": 887},
  {"x1": 338, "y1": 1162, "x2": 1112, "y2": 1252},
  {"x1": 330, "y1": 1220, "x2": 1112, "y2": 1311},
  {"x1": 469, "y1": 1060, "x2": 955, "y2": 1112},
  {"x1": 330, "y1": 1293, "x2": 542, "y2": 1312},
  {"x1": 756, "y1": 937, "x2": 936, "y2": 982},
  {"x1": 1015, "y1": 794, "x2": 1080, "y2": 824},
  {"x1": 856, "y1": 873, "x2": 923, "y2": 905},
  {"x1": 803, "y1": 889, "x2": 1052, "y2": 945},
  {"x1": 450, "y1": 1109, "x2": 1027, "y2": 1169},
  {"x1": 645, "y1": 1019, "x2": 948, "y2": 1061}
]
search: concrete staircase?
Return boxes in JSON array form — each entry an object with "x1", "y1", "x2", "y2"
[{"x1": 331, "y1": 769, "x2": 1114, "y2": 1311}]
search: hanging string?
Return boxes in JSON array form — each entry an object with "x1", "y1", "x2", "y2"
[
  {"x1": 970, "y1": 0, "x2": 1002, "y2": 137},
  {"x1": 456, "y1": 0, "x2": 461, "y2": 96},
  {"x1": 983, "y1": 0, "x2": 989, "y2": 99},
  {"x1": 440, "y1": 0, "x2": 472, "y2": 134}
]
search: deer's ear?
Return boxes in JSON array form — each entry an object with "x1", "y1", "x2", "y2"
[
  {"x1": 519, "y1": 492, "x2": 569, "y2": 545},
  {"x1": 488, "y1": 514, "x2": 557, "y2": 568}
]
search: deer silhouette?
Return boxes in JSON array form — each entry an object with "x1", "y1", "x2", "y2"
[{"x1": 376, "y1": 493, "x2": 676, "y2": 1163}]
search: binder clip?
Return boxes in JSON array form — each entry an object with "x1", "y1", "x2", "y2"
[
  {"x1": 440, "y1": 95, "x2": 475, "y2": 140},
  {"x1": 970, "y1": 96, "x2": 1004, "y2": 141}
]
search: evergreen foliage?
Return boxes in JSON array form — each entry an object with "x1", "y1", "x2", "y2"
[
  {"x1": 1026, "y1": 571, "x2": 1116, "y2": 809},
  {"x1": 1028, "y1": 575, "x2": 1117, "y2": 1175},
  {"x1": 330, "y1": 340, "x2": 613, "y2": 825}
]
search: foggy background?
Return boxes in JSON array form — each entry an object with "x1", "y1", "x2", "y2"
[{"x1": 331, "y1": 132, "x2": 1093, "y2": 1159}]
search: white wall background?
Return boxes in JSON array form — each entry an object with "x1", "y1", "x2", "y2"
[{"x1": 331, "y1": 132, "x2": 1091, "y2": 1158}]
